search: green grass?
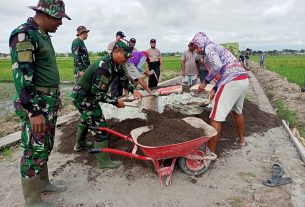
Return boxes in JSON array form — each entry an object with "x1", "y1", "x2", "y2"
[
  {"x1": 252, "y1": 55, "x2": 305, "y2": 86},
  {"x1": 0, "y1": 147, "x2": 14, "y2": 159},
  {"x1": 275, "y1": 100, "x2": 297, "y2": 127},
  {"x1": 0, "y1": 82, "x2": 16, "y2": 101}
]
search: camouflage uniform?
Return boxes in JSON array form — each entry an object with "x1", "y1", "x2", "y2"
[
  {"x1": 71, "y1": 54, "x2": 135, "y2": 141},
  {"x1": 9, "y1": 1, "x2": 70, "y2": 179},
  {"x1": 71, "y1": 38, "x2": 90, "y2": 80}
]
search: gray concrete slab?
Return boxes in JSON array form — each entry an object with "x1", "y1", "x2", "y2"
[{"x1": 0, "y1": 111, "x2": 78, "y2": 149}]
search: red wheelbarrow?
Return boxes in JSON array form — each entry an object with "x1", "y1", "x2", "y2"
[{"x1": 89, "y1": 117, "x2": 217, "y2": 187}]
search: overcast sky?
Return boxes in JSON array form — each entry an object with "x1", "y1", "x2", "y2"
[{"x1": 1, "y1": 0, "x2": 305, "y2": 53}]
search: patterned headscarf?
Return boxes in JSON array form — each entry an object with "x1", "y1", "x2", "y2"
[{"x1": 191, "y1": 32, "x2": 212, "y2": 50}]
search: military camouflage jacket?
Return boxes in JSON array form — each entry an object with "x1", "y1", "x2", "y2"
[
  {"x1": 9, "y1": 17, "x2": 59, "y2": 116},
  {"x1": 71, "y1": 38, "x2": 90, "y2": 74},
  {"x1": 77, "y1": 54, "x2": 136, "y2": 105}
]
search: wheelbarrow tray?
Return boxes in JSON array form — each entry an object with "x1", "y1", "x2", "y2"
[
  {"x1": 130, "y1": 117, "x2": 217, "y2": 160},
  {"x1": 89, "y1": 117, "x2": 217, "y2": 187}
]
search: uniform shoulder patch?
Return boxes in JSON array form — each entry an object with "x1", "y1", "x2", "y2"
[{"x1": 16, "y1": 41, "x2": 34, "y2": 63}]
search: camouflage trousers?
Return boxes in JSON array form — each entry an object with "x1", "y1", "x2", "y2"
[
  {"x1": 71, "y1": 87, "x2": 108, "y2": 141},
  {"x1": 14, "y1": 92, "x2": 60, "y2": 178}
]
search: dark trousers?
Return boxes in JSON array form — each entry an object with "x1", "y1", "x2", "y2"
[
  {"x1": 110, "y1": 76, "x2": 123, "y2": 98},
  {"x1": 199, "y1": 69, "x2": 209, "y2": 83},
  {"x1": 148, "y1": 61, "x2": 160, "y2": 88}
]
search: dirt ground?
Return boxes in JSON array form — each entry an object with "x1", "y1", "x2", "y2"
[
  {"x1": 1, "y1": 63, "x2": 305, "y2": 207},
  {"x1": 250, "y1": 63, "x2": 305, "y2": 128}
]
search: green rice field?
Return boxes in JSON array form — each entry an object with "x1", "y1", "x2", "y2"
[
  {"x1": 1, "y1": 55, "x2": 304, "y2": 86},
  {"x1": 0, "y1": 56, "x2": 182, "y2": 82},
  {"x1": 251, "y1": 55, "x2": 305, "y2": 86}
]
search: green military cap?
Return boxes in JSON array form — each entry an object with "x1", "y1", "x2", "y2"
[
  {"x1": 113, "y1": 39, "x2": 133, "y2": 58},
  {"x1": 29, "y1": 0, "x2": 71, "y2": 20}
]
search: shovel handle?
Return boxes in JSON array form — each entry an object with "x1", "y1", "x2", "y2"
[{"x1": 88, "y1": 148, "x2": 101, "y2": 154}]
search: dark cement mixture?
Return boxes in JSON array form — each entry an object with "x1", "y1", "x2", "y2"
[
  {"x1": 138, "y1": 118, "x2": 207, "y2": 147},
  {"x1": 54, "y1": 99, "x2": 281, "y2": 179}
]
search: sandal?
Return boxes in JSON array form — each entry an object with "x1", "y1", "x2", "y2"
[
  {"x1": 262, "y1": 164, "x2": 292, "y2": 187},
  {"x1": 262, "y1": 177, "x2": 292, "y2": 187},
  {"x1": 272, "y1": 164, "x2": 284, "y2": 178}
]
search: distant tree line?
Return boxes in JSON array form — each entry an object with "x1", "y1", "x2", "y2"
[{"x1": 240, "y1": 49, "x2": 305, "y2": 56}]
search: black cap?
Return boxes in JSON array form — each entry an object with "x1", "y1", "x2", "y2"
[
  {"x1": 116, "y1": 31, "x2": 125, "y2": 38},
  {"x1": 150, "y1": 38, "x2": 156, "y2": 43},
  {"x1": 130, "y1": 38, "x2": 136, "y2": 43}
]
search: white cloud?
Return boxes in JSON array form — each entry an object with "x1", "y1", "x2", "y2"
[
  {"x1": 263, "y1": 0, "x2": 294, "y2": 17},
  {"x1": 1, "y1": 0, "x2": 305, "y2": 53}
]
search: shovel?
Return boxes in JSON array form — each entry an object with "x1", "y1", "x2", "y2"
[
  {"x1": 124, "y1": 95, "x2": 159, "y2": 112},
  {"x1": 185, "y1": 99, "x2": 211, "y2": 107}
]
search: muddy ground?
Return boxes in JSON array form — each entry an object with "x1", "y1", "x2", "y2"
[{"x1": 1, "y1": 63, "x2": 305, "y2": 207}]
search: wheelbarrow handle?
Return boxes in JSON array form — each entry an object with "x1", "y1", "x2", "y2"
[
  {"x1": 88, "y1": 126, "x2": 133, "y2": 142},
  {"x1": 88, "y1": 148, "x2": 152, "y2": 161}
]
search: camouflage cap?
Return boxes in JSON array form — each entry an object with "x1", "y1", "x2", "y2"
[
  {"x1": 76, "y1": 26, "x2": 90, "y2": 36},
  {"x1": 29, "y1": 0, "x2": 71, "y2": 20},
  {"x1": 113, "y1": 39, "x2": 133, "y2": 58}
]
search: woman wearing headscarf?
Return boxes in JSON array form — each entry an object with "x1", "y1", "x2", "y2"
[{"x1": 191, "y1": 32, "x2": 249, "y2": 153}]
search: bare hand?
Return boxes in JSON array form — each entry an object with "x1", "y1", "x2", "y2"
[
  {"x1": 132, "y1": 90, "x2": 142, "y2": 100},
  {"x1": 79, "y1": 71, "x2": 84, "y2": 77},
  {"x1": 208, "y1": 89, "x2": 216, "y2": 100},
  {"x1": 198, "y1": 83, "x2": 207, "y2": 92},
  {"x1": 30, "y1": 114, "x2": 46, "y2": 135},
  {"x1": 116, "y1": 99, "x2": 125, "y2": 108},
  {"x1": 144, "y1": 71, "x2": 150, "y2": 77}
]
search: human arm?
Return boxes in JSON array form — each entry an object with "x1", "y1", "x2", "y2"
[
  {"x1": 181, "y1": 52, "x2": 186, "y2": 76},
  {"x1": 159, "y1": 52, "x2": 164, "y2": 71},
  {"x1": 9, "y1": 32, "x2": 47, "y2": 133}
]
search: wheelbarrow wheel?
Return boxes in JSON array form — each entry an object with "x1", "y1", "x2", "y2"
[{"x1": 178, "y1": 146, "x2": 212, "y2": 176}]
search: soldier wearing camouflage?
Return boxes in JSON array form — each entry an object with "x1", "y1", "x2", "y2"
[
  {"x1": 9, "y1": 0, "x2": 70, "y2": 206},
  {"x1": 71, "y1": 39, "x2": 140, "y2": 168},
  {"x1": 72, "y1": 26, "x2": 90, "y2": 82}
]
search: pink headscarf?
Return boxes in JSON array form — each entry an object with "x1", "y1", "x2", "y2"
[{"x1": 191, "y1": 32, "x2": 212, "y2": 50}]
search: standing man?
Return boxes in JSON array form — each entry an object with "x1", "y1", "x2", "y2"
[
  {"x1": 195, "y1": 53, "x2": 209, "y2": 83},
  {"x1": 260, "y1": 52, "x2": 265, "y2": 68},
  {"x1": 71, "y1": 26, "x2": 90, "y2": 83},
  {"x1": 127, "y1": 39, "x2": 155, "y2": 95},
  {"x1": 245, "y1": 48, "x2": 251, "y2": 66},
  {"x1": 191, "y1": 32, "x2": 249, "y2": 153},
  {"x1": 107, "y1": 31, "x2": 125, "y2": 53},
  {"x1": 129, "y1": 37, "x2": 138, "y2": 51},
  {"x1": 146, "y1": 39, "x2": 163, "y2": 88},
  {"x1": 72, "y1": 39, "x2": 142, "y2": 169},
  {"x1": 108, "y1": 31, "x2": 125, "y2": 97},
  {"x1": 9, "y1": 0, "x2": 70, "y2": 206},
  {"x1": 181, "y1": 43, "x2": 199, "y2": 85}
]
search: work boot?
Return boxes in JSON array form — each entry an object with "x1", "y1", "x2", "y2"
[
  {"x1": 74, "y1": 124, "x2": 93, "y2": 151},
  {"x1": 95, "y1": 140, "x2": 122, "y2": 169},
  {"x1": 21, "y1": 175, "x2": 54, "y2": 207},
  {"x1": 40, "y1": 163, "x2": 67, "y2": 193}
]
